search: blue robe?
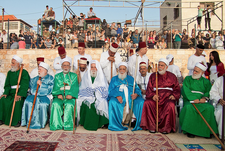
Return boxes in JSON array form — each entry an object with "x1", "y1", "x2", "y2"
[
  {"x1": 108, "y1": 75, "x2": 144, "y2": 131},
  {"x1": 21, "y1": 74, "x2": 54, "y2": 129}
]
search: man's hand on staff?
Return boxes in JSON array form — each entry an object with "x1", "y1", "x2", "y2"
[
  {"x1": 199, "y1": 98, "x2": 206, "y2": 103},
  {"x1": 169, "y1": 95, "x2": 175, "y2": 100},
  {"x1": 141, "y1": 89, "x2": 146, "y2": 95},
  {"x1": 58, "y1": 95, "x2": 63, "y2": 100},
  {"x1": 108, "y1": 57, "x2": 115, "y2": 62},
  {"x1": 75, "y1": 69, "x2": 80, "y2": 75},
  {"x1": 219, "y1": 99, "x2": 225, "y2": 106},
  {"x1": 193, "y1": 99, "x2": 200, "y2": 103},
  {"x1": 37, "y1": 80, "x2": 42, "y2": 86},
  {"x1": 0, "y1": 94, "x2": 7, "y2": 99},
  {"x1": 131, "y1": 93, "x2": 138, "y2": 100},
  {"x1": 117, "y1": 96, "x2": 123, "y2": 103},
  {"x1": 66, "y1": 95, "x2": 72, "y2": 100},
  {"x1": 15, "y1": 96, "x2": 22, "y2": 102},
  {"x1": 153, "y1": 95, "x2": 159, "y2": 101}
]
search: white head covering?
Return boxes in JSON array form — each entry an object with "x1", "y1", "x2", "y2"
[
  {"x1": 118, "y1": 62, "x2": 128, "y2": 68},
  {"x1": 166, "y1": 54, "x2": 174, "y2": 63},
  {"x1": 39, "y1": 62, "x2": 49, "y2": 71},
  {"x1": 202, "y1": 51, "x2": 207, "y2": 57},
  {"x1": 195, "y1": 62, "x2": 207, "y2": 71},
  {"x1": 12, "y1": 55, "x2": 23, "y2": 64},
  {"x1": 159, "y1": 58, "x2": 169, "y2": 66},
  {"x1": 60, "y1": 57, "x2": 72, "y2": 65}
]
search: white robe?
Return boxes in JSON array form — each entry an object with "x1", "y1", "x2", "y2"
[
  {"x1": 128, "y1": 53, "x2": 148, "y2": 78},
  {"x1": 136, "y1": 72, "x2": 151, "y2": 99},
  {"x1": 30, "y1": 67, "x2": 55, "y2": 79},
  {"x1": 100, "y1": 51, "x2": 122, "y2": 83},
  {"x1": 0, "y1": 73, "x2": 6, "y2": 96},
  {"x1": 187, "y1": 54, "x2": 206, "y2": 76},
  {"x1": 73, "y1": 54, "x2": 92, "y2": 71},
  {"x1": 53, "y1": 56, "x2": 72, "y2": 75},
  {"x1": 167, "y1": 64, "x2": 181, "y2": 77},
  {"x1": 210, "y1": 76, "x2": 225, "y2": 138}
]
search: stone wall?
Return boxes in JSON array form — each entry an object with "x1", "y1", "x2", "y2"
[{"x1": 0, "y1": 48, "x2": 223, "y2": 78}]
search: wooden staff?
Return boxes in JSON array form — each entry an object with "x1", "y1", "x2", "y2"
[
  {"x1": 9, "y1": 64, "x2": 24, "y2": 128},
  {"x1": 222, "y1": 75, "x2": 225, "y2": 148},
  {"x1": 129, "y1": 53, "x2": 139, "y2": 128},
  {"x1": 192, "y1": 104, "x2": 225, "y2": 150},
  {"x1": 155, "y1": 63, "x2": 158, "y2": 132},
  {"x1": 73, "y1": 99, "x2": 76, "y2": 134},
  {"x1": 111, "y1": 61, "x2": 113, "y2": 80},
  {"x1": 27, "y1": 77, "x2": 41, "y2": 133},
  {"x1": 77, "y1": 60, "x2": 80, "y2": 83}
]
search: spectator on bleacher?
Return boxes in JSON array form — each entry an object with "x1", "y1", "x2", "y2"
[
  {"x1": 207, "y1": 29, "x2": 212, "y2": 37},
  {"x1": 131, "y1": 43, "x2": 137, "y2": 49},
  {"x1": 10, "y1": 38, "x2": 19, "y2": 49},
  {"x1": 204, "y1": 5, "x2": 212, "y2": 31},
  {"x1": 78, "y1": 17, "x2": 84, "y2": 30},
  {"x1": 105, "y1": 24, "x2": 111, "y2": 39},
  {"x1": 111, "y1": 22, "x2": 117, "y2": 37},
  {"x1": 19, "y1": 30, "x2": 24, "y2": 40},
  {"x1": 203, "y1": 33, "x2": 211, "y2": 49},
  {"x1": 123, "y1": 24, "x2": 129, "y2": 39},
  {"x1": 141, "y1": 30, "x2": 148, "y2": 43},
  {"x1": 86, "y1": 31, "x2": 93, "y2": 48},
  {"x1": 46, "y1": 7, "x2": 55, "y2": 21},
  {"x1": 45, "y1": 38, "x2": 52, "y2": 49},
  {"x1": 188, "y1": 33, "x2": 196, "y2": 49},
  {"x1": 18, "y1": 37, "x2": 26, "y2": 49},
  {"x1": 223, "y1": 30, "x2": 225, "y2": 49},
  {"x1": 181, "y1": 29, "x2": 189, "y2": 49},
  {"x1": 173, "y1": 29, "x2": 182, "y2": 49},
  {"x1": 51, "y1": 38, "x2": 57, "y2": 49},
  {"x1": 55, "y1": 34, "x2": 61, "y2": 43},
  {"x1": 127, "y1": 39, "x2": 133, "y2": 48},
  {"x1": 148, "y1": 31, "x2": 155, "y2": 49},
  {"x1": 39, "y1": 39, "x2": 47, "y2": 49},
  {"x1": 196, "y1": 34, "x2": 204, "y2": 45},
  {"x1": 102, "y1": 19, "x2": 107, "y2": 31},
  {"x1": 159, "y1": 38, "x2": 167, "y2": 49},
  {"x1": 78, "y1": 29, "x2": 85, "y2": 43},
  {"x1": 58, "y1": 38, "x2": 64, "y2": 46},
  {"x1": 43, "y1": 29, "x2": 50, "y2": 38},
  {"x1": 92, "y1": 28, "x2": 101, "y2": 47},
  {"x1": 216, "y1": 31, "x2": 224, "y2": 50},
  {"x1": 132, "y1": 29, "x2": 141, "y2": 44},
  {"x1": 197, "y1": 5, "x2": 204, "y2": 30},
  {"x1": 99, "y1": 30, "x2": 105, "y2": 48},
  {"x1": 70, "y1": 15, "x2": 79, "y2": 31},
  {"x1": 24, "y1": 31, "x2": 32, "y2": 49},
  {"x1": 162, "y1": 30, "x2": 167, "y2": 42},
  {"x1": 1, "y1": 30, "x2": 8, "y2": 49},
  {"x1": 166, "y1": 30, "x2": 173, "y2": 49},
  {"x1": 115, "y1": 35, "x2": 122, "y2": 47},
  {"x1": 41, "y1": 14, "x2": 46, "y2": 21},
  {"x1": 72, "y1": 31, "x2": 78, "y2": 48},
  {"x1": 65, "y1": 29, "x2": 72, "y2": 48},
  {"x1": 44, "y1": 5, "x2": 49, "y2": 17},
  {"x1": 87, "y1": 7, "x2": 96, "y2": 18},
  {"x1": 50, "y1": 29, "x2": 56, "y2": 38},
  {"x1": 116, "y1": 23, "x2": 122, "y2": 36}
]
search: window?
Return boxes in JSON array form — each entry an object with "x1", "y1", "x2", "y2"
[
  {"x1": 174, "y1": 5, "x2": 179, "y2": 20},
  {"x1": 20, "y1": 23, "x2": 24, "y2": 31},
  {"x1": 163, "y1": 16, "x2": 167, "y2": 28},
  {"x1": 5, "y1": 22, "x2": 18, "y2": 29},
  {"x1": 25, "y1": 25, "x2": 30, "y2": 31}
]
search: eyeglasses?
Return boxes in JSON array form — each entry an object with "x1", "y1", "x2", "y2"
[
  {"x1": 80, "y1": 67, "x2": 86, "y2": 70},
  {"x1": 62, "y1": 65, "x2": 70, "y2": 67}
]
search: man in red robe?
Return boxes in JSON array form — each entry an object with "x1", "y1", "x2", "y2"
[{"x1": 140, "y1": 58, "x2": 181, "y2": 134}]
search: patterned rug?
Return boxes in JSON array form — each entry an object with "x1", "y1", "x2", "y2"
[
  {"x1": 176, "y1": 144, "x2": 221, "y2": 151},
  {"x1": 0, "y1": 128, "x2": 180, "y2": 151},
  {"x1": 4, "y1": 141, "x2": 58, "y2": 151}
]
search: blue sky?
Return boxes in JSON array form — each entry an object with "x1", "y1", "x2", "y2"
[{"x1": 1, "y1": 0, "x2": 162, "y2": 30}]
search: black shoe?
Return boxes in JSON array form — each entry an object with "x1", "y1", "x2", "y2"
[
  {"x1": 205, "y1": 134, "x2": 212, "y2": 139},
  {"x1": 162, "y1": 132, "x2": 168, "y2": 134},
  {"x1": 102, "y1": 124, "x2": 109, "y2": 129},
  {"x1": 14, "y1": 121, "x2": 21, "y2": 128},
  {"x1": 187, "y1": 133, "x2": 195, "y2": 138},
  {"x1": 0, "y1": 120, "x2": 4, "y2": 125},
  {"x1": 149, "y1": 130, "x2": 156, "y2": 133},
  {"x1": 131, "y1": 120, "x2": 136, "y2": 128}
]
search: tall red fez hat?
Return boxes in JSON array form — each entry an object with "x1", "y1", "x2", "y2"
[
  {"x1": 78, "y1": 42, "x2": 85, "y2": 48},
  {"x1": 58, "y1": 46, "x2": 66, "y2": 54},
  {"x1": 37, "y1": 57, "x2": 44, "y2": 62},
  {"x1": 138, "y1": 42, "x2": 147, "y2": 48},
  {"x1": 130, "y1": 49, "x2": 134, "y2": 53}
]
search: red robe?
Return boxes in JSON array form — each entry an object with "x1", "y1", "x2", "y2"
[{"x1": 140, "y1": 71, "x2": 181, "y2": 133}]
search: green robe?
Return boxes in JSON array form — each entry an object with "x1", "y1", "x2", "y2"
[
  {"x1": 79, "y1": 77, "x2": 109, "y2": 131},
  {"x1": 180, "y1": 76, "x2": 218, "y2": 137},
  {"x1": 0, "y1": 69, "x2": 30, "y2": 126},
  {"x1": 50, "y1": 72, "x2": 79, "y2": 131}
]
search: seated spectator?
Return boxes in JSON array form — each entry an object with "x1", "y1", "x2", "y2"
[
  {"x1": 18, "y1": 37, "x2": 26, "y2": 49},
  {"x1": 203, "y1": 33, "x2": 211, "y2": 49},
  {"x1": 111, "y1": 22, "x2": 117, "y2": 37},
  {"x1": 148, "y1": 31, "x2": 155, "y2": 49},
  {"x1": 55, "y1": 34, "x2": 62, "y2": 43},
  {"x1": 43, "y1": 29, "x2": 50, "y2": 38},
  {"x1": 87, "y1": 7, "x2": 96, "y2": 18},
  {"x1": 78, "y1": 29, "x2": 85, "y2": 43},
  {"x1": 196, "y1": 34, "x2": 204, "y2": 45},
  {"x1": 39, "y1": 39, "x2": 47, "y2": 49},
  {"x1": 210, "y1": 33, "x2": 216, "y2": 49},
  {"x1": 181, "y1": 29, "x2": 189, "y2": 49},
  {"x1": 44, "y1": 5, "x2": 49, "y2": 17},
  {"x1": 51, "y1": 39, "x2": 57, "y2": 49},
  {"x1": 105, "y1": 24, "x2": 111, "y2": 39},
  {"x1": 45, "y1": 38, "x2": 52, "y2": 49},
  {"x1": 10, "y1": 38, "x2": 19, "y2": 49},
  {"x1": 31, "y1": 38, "x2": 37, "y2": 49},
  {"x1": 78, "y1": 17, "x2": 84, "y2": 30},
  {"x1": 72, "y1": 31, "x2": 78, "y2": 48},
  {"x1": 99, "y1": 30, "x2": 105, "y2": 48},
  {"x1": 86, "y1": 31, "x2": 93, "y2": 48},
  {"x1": 159, "y1": 38, "x2": 167, "y2": 49},
  {"x1": 216, "y1": 31, "x2": 224, "y2": 50},
  {"x1": 57, "y1": 38, "x2": 64, "y2": 46},
  {"x1": 188, "y1": 33, "x2": 196, "y2": 49},
  {"x1": 46, "y1": 7, "x2": 55, "y2": 21}
]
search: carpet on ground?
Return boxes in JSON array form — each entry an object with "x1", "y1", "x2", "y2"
[
  {"x1": 176, "y1": 144, "x2": 221, "y2": 151},
  {"x1": 0, "y1": 128, "x2": 181, "y2": 151}
]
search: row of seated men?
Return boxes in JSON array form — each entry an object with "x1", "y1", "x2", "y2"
[{"x1": 0, "y1": 42, "x2": 223, "y2": 140}]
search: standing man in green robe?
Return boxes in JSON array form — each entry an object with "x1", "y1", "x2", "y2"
[
  {"x1": 180, "y1": 62, "x2": 218, "y2": 138},
  {"x1": 50, "y1": 57, "x2": 79, "y2": 131},
  {"x1": 0, "y1": 55, "x2": 30, "y2": 127}
]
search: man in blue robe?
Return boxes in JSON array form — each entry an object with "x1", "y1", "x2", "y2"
[
  {"x1": 108, "y1": 62, "x2": 144, "y2": 131},
  {"x1": 21, "y1": 62, "x2": 54, "y2": 129}
]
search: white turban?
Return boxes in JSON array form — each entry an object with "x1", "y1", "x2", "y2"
[
  {"x1": 166, "y1": 54, "x2": 174, "y2": 63},
  {"x1": 195, "y1": 62, "x2": 207, "y2": 71},
  {"x1": 60, "y1": 57, "x2": 72, "y2": 65},
  {"x1": 159, "y1": 58, "x2": 169, "y2": 66},
  {"x1": 39, "y1": 62, "x2": 49, "y2": 71},
  {"x1": 118, "y1": 62, "x2": 128, "y2": 68},
  {"x1": 12, "y1": 55, "x2": 23, "y2": 64}
]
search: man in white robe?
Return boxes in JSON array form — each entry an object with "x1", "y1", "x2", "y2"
[
  {"x1": 100, "y1": 43, "x2": 122, "y2": 83},
  {"x1": 210, "y1": 76, "x2": 225, "y2": 138},
  {"x1": 30, "y1": 57, "x2": 54, "y2": 79},
  {"x1": 136, "y1": 62, "x2": 151, "y2": 99},
  {"x1": 0, "y1": 72, "x2": 6, "y2": 96},
  {"x1": 128, "y1": 42, "x2": 148, "y2": 78},
  {"x1": 166, "y1": 54, "x2": 182, "y2": 83},
  {"x1": 75, "y1": 57, "x2": 88, "y2": 83},
  {"x1": 187, "y1": 44, "x2": 207, "y2": 76},
  {"x1": 73, "y1": 42, "x2": 92, "y2": 71},
  {"x1": 53, "y1": 46, "x2": 72, "y2": 74}
]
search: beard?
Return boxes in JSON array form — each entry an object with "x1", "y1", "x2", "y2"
[
  {"x1": 63, "y1": 68, "x2": 70, "y2": 74},
  {"x1": 118, "y1": 72, "x2": 127, "y2": 80},
  {"x1": 38, "y1": 72, "x2": 46, "y2": 77},
  {"x1": 192, "y1": 73, "x2": 202, "y2": 79},
  {"x1": 90, "y1": 70, "x2": 97, "y2": 77},
  {"x1": 158, "y1": 68, "x2": 167, "y2": 75},
  {"x1": 11, "y1": 66, "x2": 18, "y2": 72}
]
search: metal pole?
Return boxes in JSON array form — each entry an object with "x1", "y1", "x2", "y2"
[
  {"x1": 63, "y1": 0, "x2": 65, "y2": 47},
  {"x1": 95, "y1": 19, "x2": 96, "y2": 48},
  {"x1": 41, "y1": 22, "x2": 43, "y2": 36},
  {"x1": 194, "y1": 24, "x2": 197, "y2": 48},
  {"x1": 7, "y1": 19, "x2": 9, "y2": 49},
  {"x1": 171, "y1": 23, "x2": 172, "y2": 49},
  {"x1": 146, "y1": 23, "x2": 147, "y2": 45},
  {"x1": 222, "y1": 4, "x2": 223, "y2": 32},
  {"x1": 1, "y1": 8, "x2": 4, "y2": 32},
  {"x1": 142, "y1": 3, "x2": 144, "y2": 30}
]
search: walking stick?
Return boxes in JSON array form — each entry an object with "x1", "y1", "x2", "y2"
[
  {"x1": 9, "y1": 64, "x2": 24, "y2": 128},
  {"x1": 77, "y1": 60, "x2": 80, "y2": 83},
  {"x1": 129, "y1": 53, "x2": 139, "y2": 128},
  {"x1": 73, "y1": 99, "x2": 76, "y2": 134},
  {"x1": 192, "y1": 104, "x2": 225, "y2": 150},
  {"x1": 155, "y1": 63, "x2": 159, "y2": 132},
  {"x1": 111, "y1": 61, "x2": 113, "y2": 80},
  {"x1": 27, "y1": 77, "x2": 41, "y2": 133},
  {"x1": 222, "y1": 75, "x2": 225, "y2": 150}
]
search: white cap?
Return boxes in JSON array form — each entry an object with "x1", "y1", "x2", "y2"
[
  {"x1": 202, "y1": 51, "x2": 207, "y2": 57},
  {"x1": 195, "y1": 62, "x2": 207, "y2": 71},
  {"x1": 60, "y1": 57, "x2": 72, "y2": 65},
  {"x1": 118, "y1": 62, "x2": 128, "y2": 68},
  {"x1": 12, "y1": 55, "x2": 23, "y2": 64},
  {"x1": 166, "y1": 54, "x2": 174, "y2": 63},
  {"x1": 159, "y1": 58, "x2": 169, "y2": 66},
  {"x1": 39, "y1": 62, "x2": 49, "y2": 71},
  {"x1": 52, "y1": 29, "x2": 55, "y2": 32}
]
